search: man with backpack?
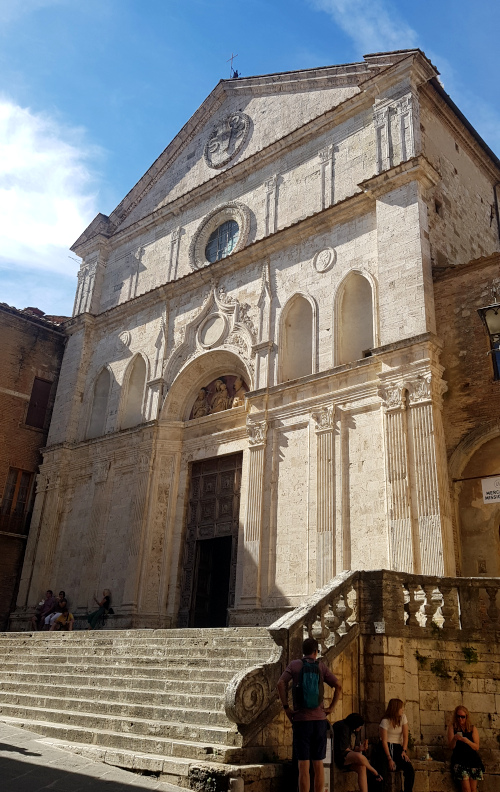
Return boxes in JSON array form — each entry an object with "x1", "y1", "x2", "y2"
[{"x1": 277, "y1": 637, "x2": 341, "y2": 792}]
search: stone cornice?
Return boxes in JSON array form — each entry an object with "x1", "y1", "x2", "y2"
[{"x1": 358, "y1": 155, "x2": 440, "y2": 198}]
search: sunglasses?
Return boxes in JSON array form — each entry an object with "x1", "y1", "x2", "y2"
[{"x1": 457, "y1": 715, "x2": 466, "y2": 719}]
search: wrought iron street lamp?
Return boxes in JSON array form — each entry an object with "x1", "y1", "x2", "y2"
[{"x1": 477, "y1": 303, "x2": 500, "y2": 379}]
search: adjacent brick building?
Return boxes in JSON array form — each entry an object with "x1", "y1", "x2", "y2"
[{"x1": 0, "y1": 304, "x2": 66, "y2": 627}]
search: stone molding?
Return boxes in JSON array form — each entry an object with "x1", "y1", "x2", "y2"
[
  {"x1": 163, "y1": 279, "x2": 256, "y2": 387},
  {"x1": 359, "y1": 154, "x2": 440, "y2": 200},
  {"x1": 188, "y1": 202, "x2": 251, "y2": 272}
]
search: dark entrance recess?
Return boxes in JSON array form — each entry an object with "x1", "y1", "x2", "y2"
[{"x1": 178, "y1": 452, "x2": 242, "y2": 628}]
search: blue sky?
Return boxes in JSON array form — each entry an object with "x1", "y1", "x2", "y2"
[{"x1": 0, "y1": 0, "x2": 499, "y2": 316}]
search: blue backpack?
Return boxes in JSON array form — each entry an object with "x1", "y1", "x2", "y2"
[{"x1": 293, "y1": 658, "x2": 324, "y2": 709}]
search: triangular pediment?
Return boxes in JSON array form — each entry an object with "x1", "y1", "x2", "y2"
[{"x1": 73, "y1": 50, "x2": 431, "y2": 248}]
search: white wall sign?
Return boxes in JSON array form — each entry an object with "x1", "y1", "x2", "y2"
[{"x1": 481, "y1": 476, "x2": 500, "y2": 503}]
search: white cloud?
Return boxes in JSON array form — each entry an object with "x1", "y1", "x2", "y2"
[
  {"x1": 0, "y1": 97, "x2": 99, "y2": 283},
  {"x1": 0, "y1": 0, "x2": 66, "y2": 25},
  {"x1": 310, "y1": 0, "x2": 417, "y2": 55}
]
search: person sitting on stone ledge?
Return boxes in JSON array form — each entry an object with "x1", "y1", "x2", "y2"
[
  {"x1": 43, "y1": 590, "x2": 67, "y2": 630},
  {"x1": 49, "y1": 600, "x2": 74, "y2": 632},
  {"x1": 378, "y1": 698, "x2": 414, "y2": 792},
  {"x1": 31, "y1": 590, "x2": 57, "y2": 631},
  {"x1": 86, "y1": 589, "x2": 112, "y2": 630},
  {"x1": 333, "y1": 713, "x2": 383, "y2": 792}
]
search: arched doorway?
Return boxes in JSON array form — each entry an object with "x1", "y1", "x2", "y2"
[{"x1": 456, "y1": 435, "x2": 500, "y2": 576}]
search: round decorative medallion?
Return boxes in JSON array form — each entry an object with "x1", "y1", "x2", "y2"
[
  {"x1": 204, "y1": 112, "x2": 251, "y2": 169},
  {"x1": 313, "y1": 247, "x2": 336, "y2": 273},
  {"x1": 198, "y1": 314, "x2": 227, "y2": 349},
  {"x1": 189, "y1": 202, "x2": 251, "y2": 271}
]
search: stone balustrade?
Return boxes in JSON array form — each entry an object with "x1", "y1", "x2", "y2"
[{"x1": 225, "y1": 569, "x2": 500, "y2": 732}]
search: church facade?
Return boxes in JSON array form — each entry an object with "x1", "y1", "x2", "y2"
[{"x1": 12, "y1": 50, "x2": 500, "y2": 630}]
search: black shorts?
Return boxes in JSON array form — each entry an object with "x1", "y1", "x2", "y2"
[{"x1": 292, "y1": 720, "x2": 328, "y2": 761}]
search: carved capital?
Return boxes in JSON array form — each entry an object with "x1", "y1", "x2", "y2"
[
  {"x1": 373, "y1": 106, "x2": 389, "y2": 128},
  {"x1": 379, "y1": 383, "x2": 405, "y2": 411},
  {"x1": 312, "y1": 405, "x2": 336, "y2": 432},
  {"x1": 171, "y1": 225, "x2": 183, "y2": 243},
  {"x1": 247, "y1": 420, "x2": 267, "y2": 447},
  {"x1": 138, "y1": 453, "x2": 150, "y2": 474},
  {"x1": 265, "y1": 174, "x2": 278, "y2": 193},
  {"x1": 407, "y1": 374, "x2": 432, "y2": 405},
  {"x1": 318, "y1": 144, "x2": 333, "y2": 163},
  {"x1": 93, "y1": 460, "x2": 110, "y2": 484}
]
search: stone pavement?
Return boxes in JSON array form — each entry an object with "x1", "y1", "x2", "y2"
[{"x1": 0, "y1": 721, "x2": 183, "y2": 792}]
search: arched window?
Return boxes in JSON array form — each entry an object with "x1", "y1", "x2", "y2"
[
  {"x1": 281, "y1": 295, "x2": 313, "y2": 382},
  {"x1": 121, "y1": 356, "x2": 147, "y2": 430},
  {"x1": 338, "y1": 273, "x2": 374, "y2": 365},
  {"x1": 87, "y1": 368, "x2": 110, "y2": 439}
]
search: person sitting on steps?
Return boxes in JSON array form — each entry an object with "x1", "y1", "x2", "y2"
[
  {"x1": 86, "y1": 589, "x2": 112, "y2": 630},
  {"x1": 50, "y1": 600, "x2": 74, "y2": 632},
  {"x1": 333, "y1": 713, "x2": 383, "y2": 792},
  {"x1": 378, "y1": 698, "x2": 414, "y2": 792}
]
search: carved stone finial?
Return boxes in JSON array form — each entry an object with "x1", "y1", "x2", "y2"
[{"x1": 247, "y1": 420, "x2": 267, "y2": 447}]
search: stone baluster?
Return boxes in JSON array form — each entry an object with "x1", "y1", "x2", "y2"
[
  {"x1": 312, "y1": 406, "x2": 336, "y2": 588},
  {"x1": 458, "y1": 584, "x2": 481, "y2": 630},
  {"x1": 239, "y1": 420, "x2": 268, "y2": 608},
  {"x1": 407, "y1": 585, "x2": 423, "y2": 628}
]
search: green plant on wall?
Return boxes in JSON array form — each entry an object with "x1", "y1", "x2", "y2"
[
  {"x1": 430, "y1": 658, "x2": 451, "y2": 679},
  {"x1": 414, "y1": 649, "x2": 429, "y2": 669},
  {"x1": 462, "y1": 646, "x2": 478, "y2": 664}
]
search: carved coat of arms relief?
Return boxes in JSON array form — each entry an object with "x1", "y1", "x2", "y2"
[{"x1": 204, "y1": 112, "x2": 250, "y2": 169}]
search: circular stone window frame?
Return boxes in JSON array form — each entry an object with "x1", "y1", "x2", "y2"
[
  {"x1": 189, "y1": 202, "x2": 251, "y2": 271},
  {"x1": 197, "y1": 312, "x2": 228, "y2": 350}
]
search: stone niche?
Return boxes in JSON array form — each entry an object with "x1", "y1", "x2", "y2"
[{"x1": 189, "y1": 374, "x2": 248, "y2": 420}]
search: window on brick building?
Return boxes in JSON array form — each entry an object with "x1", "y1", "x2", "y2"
[
  {"x1": 25, "y1": 378, "x2": 52, "y2": 429},
  {"x1": 0, "y1": 468, "x2": 34, "y2": 533}
]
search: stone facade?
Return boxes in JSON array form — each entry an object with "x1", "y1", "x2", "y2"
[
  {"x1": 12, "y1": 49, "x2": 500, "y2": 629},
  {"x1": 0, "y1": 305, "x2": 66, "y2": 628}
]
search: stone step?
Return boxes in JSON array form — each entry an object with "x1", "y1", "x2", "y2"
[
  {"x1": 0, "y1": 659, "x2": 239, "y2": 681},
  {"x1": 0, "y1": 702, "x2": 240, "y2": 745},
  {"x1": 0, "y1": 670, "x2": 228, "y2": 695},
  {"x1": 0, "y1": 714, "x2": 247, "y2": 762},
  {"x1": 0, "y1": 680, "x2": 224, "y2": 710},
  {"x1": 37, "y1": 737, "x2": 284, "y2": 791},
  {"x1": 0, "y1": 650, "x2": 265, "y2": 668},
  {"x1": 0, "y1": 642, "x2": 274, "y2": 659},
  {"x1": 0, "y1": 690, "x2": 229, "y2": 725},
  {"x1": 0, "y1": 628, "x2": 272, "y2": 643}
]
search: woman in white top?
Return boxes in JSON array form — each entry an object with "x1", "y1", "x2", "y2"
[{"x1": 379, "y1": 698, "x2": 414, "y2": 792}]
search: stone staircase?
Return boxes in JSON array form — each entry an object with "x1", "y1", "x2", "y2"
[{"x1": 0, "y1": 628, "x2": 281, "y2": 789}]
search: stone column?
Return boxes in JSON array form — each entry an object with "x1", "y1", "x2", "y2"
[
  {"x1": 312, "y1": 405, "x2": 336, "y2": 587},
  {"x1": 81, "y1": 460, "x2": 112, "y2": 609},
  {"x1": 122, "y1": 453, "x2": 152, "y2": 610},
  {"x1": 238, "y1": 420, "x2": 267, "y2": 609},
  {"x1": 168, "y1": 226, "x2": 183, "y2": 281},
  {"x1": 379, "y1": 383, "x2": 415, "y2": 572},
  {"x1": 373, "y1": 106, "x2": 391, "y2": 173},
  {"x1": 406, "y1": 373, "x2": 451, "y2": 575}
]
